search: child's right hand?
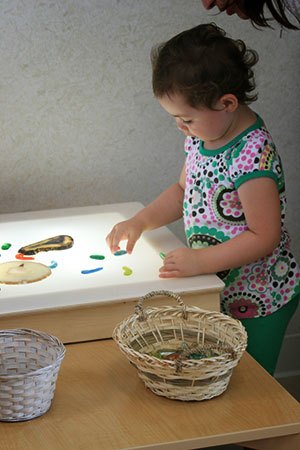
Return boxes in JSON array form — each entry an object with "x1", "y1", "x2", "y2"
[{"x1": 105, "y1": 217, "x2": 144, "y2": 254}]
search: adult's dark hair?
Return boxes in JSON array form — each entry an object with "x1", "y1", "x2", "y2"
[
  {"x1": 241, "y1": 0, "x2": 299, "y2": 29},
  {"x1": 151, "y1": 23, "x2": 258, "y2": 109}
]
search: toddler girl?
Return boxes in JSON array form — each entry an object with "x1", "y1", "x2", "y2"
[{"x1": 106, "y1": 23, "x2": 300, "y2": 375}]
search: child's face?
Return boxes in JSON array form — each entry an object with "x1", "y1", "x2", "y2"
[{"x1": 158, "y1": 92, "x2": 236, "y2": 147}]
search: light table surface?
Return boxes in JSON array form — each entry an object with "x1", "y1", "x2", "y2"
[
  {"x1": 2, "y1": 339, "x2": 300, "y2": 450},
  {"x1": 0, "y1": 203, "x2": 224, "y2": 342}
]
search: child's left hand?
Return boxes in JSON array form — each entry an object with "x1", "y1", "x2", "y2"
[{"x1": 159, "y1": 248, "x2": 203, "y2": 278}]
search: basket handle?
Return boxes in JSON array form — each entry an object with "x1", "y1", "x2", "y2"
[{"x1": 135, "y1": 290, "x2": 187, "y2": 321}]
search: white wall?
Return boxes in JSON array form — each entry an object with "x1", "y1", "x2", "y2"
[{"x1": 0, "y1": 1, "x2": 299, "y2": 339}]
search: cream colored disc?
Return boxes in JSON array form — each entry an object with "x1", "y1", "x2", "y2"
[{"x1": 0, "y1": 261, "x2": 51, "y2": 284}]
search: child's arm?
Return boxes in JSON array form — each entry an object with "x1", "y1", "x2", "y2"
[
  {"x1": 159, "y1": 177, "x2": 281, "y2": 278},
  {"x1": 106, "y1": 165, "x2": 186, "y2": 254}
]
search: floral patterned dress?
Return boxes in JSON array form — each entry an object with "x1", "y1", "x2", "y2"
[{"x1": 184, "y1": 114, "x2": 300, "y2": 319}]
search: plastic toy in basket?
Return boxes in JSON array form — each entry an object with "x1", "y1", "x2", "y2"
[
  {"x1": 113, "y1": 290, "x2": 247, "y2": 401},
  {"x1": 0, "y1": 328, "x2": 65, "y2": 421}
]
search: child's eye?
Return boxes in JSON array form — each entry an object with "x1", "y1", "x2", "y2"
[{"x1": 182, "y1": 119, "x2": 192, "y2": 124}]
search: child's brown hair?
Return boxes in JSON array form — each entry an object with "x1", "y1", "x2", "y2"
[{"x1": 151, "y1": 23, "x2": 258, "y2": 109}]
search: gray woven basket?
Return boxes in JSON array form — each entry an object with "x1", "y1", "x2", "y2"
[
  {"x1": 113, "y1": 290, "x2": 247, "y2": 401},
  {"x1": 0, "y1": 328, "x2": 65, "y2": 421}
]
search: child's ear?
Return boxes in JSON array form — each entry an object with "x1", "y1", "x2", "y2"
[{"x1": 219, "y1": 94, "x2": 239, "y2": 112}]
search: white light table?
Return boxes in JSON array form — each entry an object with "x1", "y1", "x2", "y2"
[{"x1": 0, "y1": 203, "x2": 224, "y2": 343}]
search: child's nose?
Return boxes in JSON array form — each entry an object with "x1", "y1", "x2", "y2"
[{"x1": 176, "y1": 118, "x2": 188, "y2": 132}]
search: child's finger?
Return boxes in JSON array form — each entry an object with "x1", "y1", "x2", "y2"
[
  {"x1": 159, "y1": 261, "x2": 176, "y2": 275},
  {"x1": 106, "y1": 228, "x2": 122, "y2": 253},
  {"x1": 126, "y1": 231, "x2": 140, "y2": 254},
  {"x1": 105, "y1": 233, "x2": 113, "y2": 250},
  {"x1": 111, "y1": 235, "x2": 123, "y2": 253},
  {"x1": 126, "y1": 239, "x2": 135, "y2": 254},
  {"x1": 159, "y1": 269, "x2": 180, "y2": 278}
]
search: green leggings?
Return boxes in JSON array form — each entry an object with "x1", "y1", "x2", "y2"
[{"x1": 239, "y1": 294, "x2": 300, "y2": 376}]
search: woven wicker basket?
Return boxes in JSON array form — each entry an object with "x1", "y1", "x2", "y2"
[
  {"x1": 0, "y1": 328, "x2": 65, "y2": 421},
  {"x1": 113, "y1": 290, "x2": 247, "y2": 401}
]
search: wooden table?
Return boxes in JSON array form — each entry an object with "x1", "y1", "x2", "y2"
[{"x1": 2, "y1": 339, "x2": 300, "y2": 450}]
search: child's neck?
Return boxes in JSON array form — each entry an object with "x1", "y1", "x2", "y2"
[{"x1": 203, "y1": 105, "x2": 257, "y2": 150}]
